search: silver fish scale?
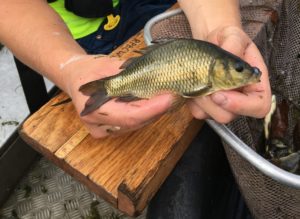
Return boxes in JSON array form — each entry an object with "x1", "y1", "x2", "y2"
[{"x1": 107, "y1": 39, "x2": 214, "y2": 98}]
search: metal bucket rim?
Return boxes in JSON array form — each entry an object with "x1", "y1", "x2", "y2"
[{"x1": 143, "y1": 8, "x2": 300, "y2": 188}]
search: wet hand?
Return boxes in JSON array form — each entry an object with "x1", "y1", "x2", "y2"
[
  {"x1": 188, "y1": 26, "x2": 271, "y2": 123},
  {"x1": 62, "y1": 55, "x2": 173, "y2": 138}
]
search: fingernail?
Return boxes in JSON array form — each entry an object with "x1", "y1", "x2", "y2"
[{"x1": 212, "y1": 93, "x2": 227, "y2": 106}]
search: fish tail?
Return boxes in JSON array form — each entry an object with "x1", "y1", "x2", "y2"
[
  {"x1": 79, "y1": 80, "x2": 106, "y2": 96},
  {"x1": 79, "y1": 80, "x2": 112, "y2": 116}
]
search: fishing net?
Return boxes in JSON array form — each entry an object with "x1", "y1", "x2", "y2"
[{"x1": 146, "y1": 0, "x2": 300, "y2": 218}]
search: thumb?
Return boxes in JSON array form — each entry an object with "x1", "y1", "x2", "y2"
[{"x1": 207, "y1": 26, "x2": 251, "y2": 58}]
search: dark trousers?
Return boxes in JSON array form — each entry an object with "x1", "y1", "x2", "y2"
[
  {"x1": 77, "y1": 0, "x2": 176, "y2": 54},
  {"x1": 147, "y1": 123, "x2": 253, "y2": 219}
]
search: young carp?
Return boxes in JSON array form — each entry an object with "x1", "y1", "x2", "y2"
[{"x1": 79, "y1": 39, "x2": 261, "y2": 116}]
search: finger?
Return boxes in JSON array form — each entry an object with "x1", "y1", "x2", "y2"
[
  {"x1": 191, "y1": 96, "x2": 237, "y2": 124},
  {"x1": 111, "y1": 121, "x2": 151, "y2": 136},
  {"x1": 207, "y1": 26, "x2": 251, "y2": 58},
  {"x1": 211, "y1": 89, "x2": 270, "y2": 118},
  {"x1": 85, "y1": 93, "x2": 174, "y2": 129},
  {"x1": 88, "y1": 122, "x2": 132, "y2": 138},
  {"x1": 244, "y1": 43, "x2": 270, "y2": 85},
  {"x1": 218, "y1": 28, "x2": 251, "y2": 58},
  {"x1": 186, "y1": 101, "x2": 210, "y2": 120},
  {"x1": 86, "y1": 124, "x2": 113, "y2": 138},
  {"x1": 88, "y1": 112, "x2": 162, "y2": 138},
  {"x1": 88, "y1": 123, "x2": 139, "y2": 138}
]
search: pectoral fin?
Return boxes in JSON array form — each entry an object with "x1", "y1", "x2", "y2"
[
  {"x1": 182, "y1": 84, "x2": 213, "y2": 98},
  {"x1": 151, "y1": 38, "x2": 176, "y2": 44},
  {"x1": 119, "y1": 57, "x2": 140, "y2": 69}
]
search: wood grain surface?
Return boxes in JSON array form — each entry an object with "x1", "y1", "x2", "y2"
[{"x1": 19, "y1": 30, "x2": 202, "y2": 216}]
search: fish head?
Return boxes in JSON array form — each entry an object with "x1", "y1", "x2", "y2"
[{"x1": 212, "y1": 57, "x2": 261, "y2": 90}]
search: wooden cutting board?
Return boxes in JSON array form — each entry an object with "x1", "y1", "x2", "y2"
[{"x1": 19, "y1": 29, "x2": 203, "y2": 216}]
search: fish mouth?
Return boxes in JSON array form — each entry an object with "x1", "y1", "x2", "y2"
[
  {"x1": 248, "y1": 75, "x2": 262, "y2": 85},
  {"x1": 244, "y1": 72, "x2": 261, "y2": 85},
  {"x1": 250, "y1": 74, "x2": 261, "y2": 83}
]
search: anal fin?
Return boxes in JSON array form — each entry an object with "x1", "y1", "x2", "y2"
[
  {"x1": 115, "y1": 94, "x2": 144, "y2": 102},
  {"x1": 80, "y1": 91, "x2": 111, "y2": 116}
]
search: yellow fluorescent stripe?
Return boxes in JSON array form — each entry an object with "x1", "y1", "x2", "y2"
[{"x1": 49, "y1": 0, "x2": 120, "y2": 39}]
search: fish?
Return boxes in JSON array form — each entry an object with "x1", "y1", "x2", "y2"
[{"x1": 79, "y1": 38, "x2": 262, "y2": 116}]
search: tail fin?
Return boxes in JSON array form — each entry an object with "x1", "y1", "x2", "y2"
[
  {"x1": 79, "y1": 80, "x2": 105, "y2": 96},
  {"x1": 79, "y1": 80, "x2": 112, "y2": 116}
]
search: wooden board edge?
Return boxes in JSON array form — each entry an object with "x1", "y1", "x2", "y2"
[
  {"x1": 18, "y1": 126, "x2": 118, "y2": 208},
  {"x1": 117, "y1": 119, "x2": 204, "y2": 216}
]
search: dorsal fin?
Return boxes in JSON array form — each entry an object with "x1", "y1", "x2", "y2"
[
  {"x1": 133, "y1": 46, "x2": 158, "y2": 55},
  {"x1": 132, "y1": 50, "x2": 145, "y2": 55},
  {"x1": 119, "y1": 44, "x2": 162, "y2": 69},
  {"x1": 151, "y1": 38, "x2": 175, "y2": 44},
  {"x1": 119, "y1": 56, "x2": 140, "y2": 69},
  {"x1": 119, "y1": 39, "x2": 176, "y2": 69}
]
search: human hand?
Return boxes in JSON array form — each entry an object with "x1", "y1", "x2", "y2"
[
  {"x1": 187, "y1": 26, "x2": 271, "y2": 123},
  {"x1": 61, "y1": 55, "x2": 173, "y2": 138}
]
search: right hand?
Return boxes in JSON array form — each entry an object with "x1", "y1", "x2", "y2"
[
  {"x1": 61, "y1": 55, "x2": 174, "y2": 138},
  {"x1": 187, "y1": 26, "x2": 271, "y2": 124}
]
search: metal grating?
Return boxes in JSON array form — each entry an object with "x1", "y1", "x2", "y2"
[{"x1": 0, "y1": 157, "x2": 146, "y2": 219}]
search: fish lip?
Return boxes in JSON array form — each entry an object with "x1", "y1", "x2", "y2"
[
  {"x1": 253, "y1": 74, "x2": 261, "y2": 82},
  {"x1": 247, "y1": 72, "x2": 261, "y2": 83}
]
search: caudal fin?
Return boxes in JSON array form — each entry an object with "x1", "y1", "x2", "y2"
[
  {"x1": 79, "y1": 80, "x2": 112, "y2": 116},
  {"x1": 79, "y1": 80, "x2": 105, "y2": 96}
]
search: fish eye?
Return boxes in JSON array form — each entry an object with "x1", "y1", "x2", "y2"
[{"x1": 234, "y1": 62, "x2": 244, "y2": 72}]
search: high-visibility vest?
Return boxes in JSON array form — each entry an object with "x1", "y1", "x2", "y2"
[
  {"x1": 48, "y1": 0, "x2": 119, "y2": 18},
  {"x1": 48, "y1": 0, "x2": 120, "y2": 39}
]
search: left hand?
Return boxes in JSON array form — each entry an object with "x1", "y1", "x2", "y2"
[
  {"x1": 62, "y1": 55, "x2": 174, "y2": 138},
  {"x1": 187, "y1": 26, "x2": 272, "y2": 123}
]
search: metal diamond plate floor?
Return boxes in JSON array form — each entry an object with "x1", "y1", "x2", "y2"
[{"x1": 0, "y1": 157, "x2": 146, "y2": 219}]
